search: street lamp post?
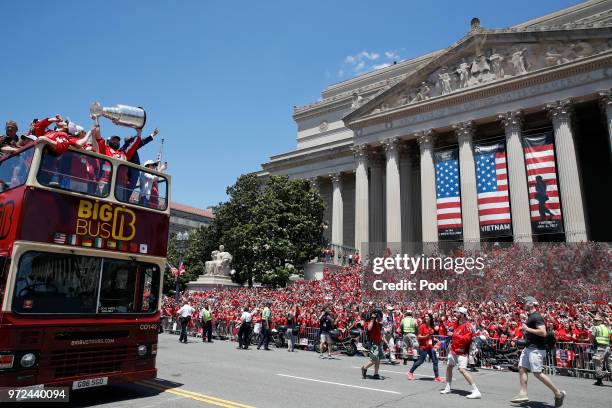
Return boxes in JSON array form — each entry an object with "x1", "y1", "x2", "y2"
[{"x1": 175, "y1": 231, "x2": 189, "y2": 302}]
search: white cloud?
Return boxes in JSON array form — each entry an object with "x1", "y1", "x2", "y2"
[
  {"x1": 385, "y1": 51, "x2": 400, "y2": 59},
  {"x1": 372, "y1": 63, "x2": 391, "y2": 70},
  {"x1": 337, "y1": 49, "x2": 402, "y2": 78}
]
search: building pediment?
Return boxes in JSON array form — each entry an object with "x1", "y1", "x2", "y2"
[{"x1": 344, "y1": 26, "x2": 612, "y2": 125}]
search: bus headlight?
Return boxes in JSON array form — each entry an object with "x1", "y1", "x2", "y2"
[
  {"x1": 137, "y1": 345, "x2": 148, "y2": 356},
  {"x1": 20, "y1": 353, "x2": 36, "y2": 368}
]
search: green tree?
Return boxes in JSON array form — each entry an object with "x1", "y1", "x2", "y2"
[
  {"x1": 175, "y1": 174, "x2": 324, "y2": 288},
  {"x1": 251, "y1": 176, "x2": 324, "y2": 286}
]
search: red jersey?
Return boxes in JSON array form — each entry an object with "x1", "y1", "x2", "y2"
[
  {"x1": 368, "y1": 320, "x2": 383, "y2": 344},
  {"x1": 33, "y1": 118, "x2": 75, "y2": 154},
  {"x1": 417, "y1": 323, "x2": 434, "y2": 350},
  {"x1": 450, "y1": 322, "x2": 473, "y2": 355},
  {"x1": 96, "y1": 136, "x2": 141, "y2": 161}
]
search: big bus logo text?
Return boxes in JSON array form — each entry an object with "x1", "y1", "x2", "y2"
[{"x1": 76, "y1": 200, "x2": 136, "y2": 241}]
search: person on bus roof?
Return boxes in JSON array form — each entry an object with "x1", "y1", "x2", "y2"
[
  {"x1": 33, "y1": 115, "x2": 90, "y2": 154},
  {"x1": 91, "y1": 120, "x2": 142, "y2": 161}
]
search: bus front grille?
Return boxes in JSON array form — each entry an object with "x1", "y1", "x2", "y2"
[{"x1": 50, "y1": 345, "x2": 132, "y2": 379}]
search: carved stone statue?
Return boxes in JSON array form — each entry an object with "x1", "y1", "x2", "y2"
[
  {"x1": 437, "y1": 72, "x2": 453, "y2": 95},
  {"x1": 455, "y1": 61, "x2": 471, "y2": 88},
  {"x1": 204, "y1": 245, "x2": 233, "y2": 277},
  {"x1": 511, "y1": 48, "x2": 527, "y2": 75},
  {"x1": 412, "y1": 82, "x2": 431, "y2": 102},
  {"x1": 489, "y1": 53, "x2": 504, "y2": 79},
  {"x1": 351, "y1": 92, "x2": 364, "y2": 109}
]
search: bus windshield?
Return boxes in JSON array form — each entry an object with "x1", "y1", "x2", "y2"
[
  {"x1": 12, "y1": 251, "x2": 160, "y2": 314},
  {"x1": 37, "y1": 146, "x2": 112, "y2": 198}
]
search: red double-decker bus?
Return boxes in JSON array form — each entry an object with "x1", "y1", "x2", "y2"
[{"x1": 0, "y1": 142, "x2": 170, "y2": 391}]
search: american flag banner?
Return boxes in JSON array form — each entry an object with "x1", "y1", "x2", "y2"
[
  {"x1": 434, "y1": 148, "x2": 463, "y2": 241},
  {"x1": 474, "y1": 142, "x2": 512, "y2": 237},
  {"x1": 523, "y1": 132, "x2": 563, "y2": 234}
]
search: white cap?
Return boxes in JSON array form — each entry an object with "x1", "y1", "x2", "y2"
[
  {"x1": 456, "y1": 306, "x2": 469, "y2": 316},
  {"x1": 143, "y1": 160, "x2": 156, "y2": 167},
  {"x1": 67, "y1": 122, "x2": 84, "y2": 135}
]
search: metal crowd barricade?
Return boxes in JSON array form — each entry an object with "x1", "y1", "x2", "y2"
[{"x1": 542, "y1": 342, "x2": 604, "y2": 379}]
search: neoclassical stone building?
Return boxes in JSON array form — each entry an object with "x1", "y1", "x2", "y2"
[{"x1": 258, "y1": 0, "x2": 612, "y2": 249}]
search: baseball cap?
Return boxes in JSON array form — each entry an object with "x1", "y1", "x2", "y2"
[{"x1": 143, "y1": 159, "x2": 156, "y2": 167}]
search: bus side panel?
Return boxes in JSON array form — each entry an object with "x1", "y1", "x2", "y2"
[{"x1": 0, "y1": 186, "x2": 26, "y2": 254}]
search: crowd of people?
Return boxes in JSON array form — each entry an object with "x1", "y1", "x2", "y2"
[{"x1": 163, "y1": 244, "x2": 610, "y2": 347}]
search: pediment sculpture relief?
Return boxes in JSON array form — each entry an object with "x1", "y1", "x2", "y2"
[{"x1": 364, "y1": 37, "x2": 611, "y2": 116}]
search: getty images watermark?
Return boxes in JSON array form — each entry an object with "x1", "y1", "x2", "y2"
[{"x1": 369, "y1": 254, "x2": 485, "y2": 292}]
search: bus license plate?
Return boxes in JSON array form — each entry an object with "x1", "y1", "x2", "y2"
[{"x1": 72, "y1": 377, "x2": 108, "y2": 390}]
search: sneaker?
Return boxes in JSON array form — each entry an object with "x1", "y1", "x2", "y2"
[
  {"x1": 434, "y1": 377, "x2": 445, "y2": 382},
  {"x1": 440, "y1": 386, "x2": 451, "y2": 394},
  {"x1": 594, "y1": 380, "x2": 603, "y2": 386},
  {"x1": 510, "y1": 394, "x2": 529, "y2": 403},
  {"x1": 466, "y1": 390, "x2": 481, "y2": 399},
  {"x1": 372, "y1": 374, "x2": 380, "y2": 380},
  {"x1": 361, "y1": 366, "x2": 367, "y2": 379},
  {"x1": 403, "y1": 359, "x2": 407, "y2": 365},
  {"x1": 554, "y1": 390, "x2": 566, "y2": 407},
  {"x1": 407, "y1": 372, "x2": 415, "y2": 380}
]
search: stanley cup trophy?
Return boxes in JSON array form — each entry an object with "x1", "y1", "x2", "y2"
[{"x1": 90, "y1": 101, "x2": 147, "y2": 129}]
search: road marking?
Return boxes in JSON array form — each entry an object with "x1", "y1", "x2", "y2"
[
  {"x1": 135, "y1": 379, "x2": 255, "y2": 408},
  {"x1": 276, "y1": 374, "x2": 401, "y2": 395},
  {"x1": 351, "y1": 366, "x2": 435, "y2": 379}
]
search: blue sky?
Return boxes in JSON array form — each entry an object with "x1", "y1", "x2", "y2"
[{"x1": 0, "y1": 0, "x2": 580, "y2": 208}]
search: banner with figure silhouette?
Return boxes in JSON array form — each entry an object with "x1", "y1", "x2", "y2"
[{"x1": 523, "y1": 132, "x2": 564, "y2": 235}]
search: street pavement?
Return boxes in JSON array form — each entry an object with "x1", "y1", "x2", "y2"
[{"x1": 67, "y1": 333, "x2": 611, "y2": 408}]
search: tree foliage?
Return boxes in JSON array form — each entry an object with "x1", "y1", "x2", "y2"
[{"x1": 169, "y1": 174, "x2": 325, "y2": 289}]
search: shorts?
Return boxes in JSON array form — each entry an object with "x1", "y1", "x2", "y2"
[
  {"x1": 519, "y1": 347, "x2": 545, "y2": 373},
  {"x1": 447, "y1": 352, "x2": 468, "y2": 369},
  {"x1": 369, "y1": 342, "x2": 385, "y2": 362},
  {"x1": 320, "y1": 333, "x2": 332, "y2": 344}
]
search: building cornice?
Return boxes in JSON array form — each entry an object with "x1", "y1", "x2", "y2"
[{"x1": 346, "y1": 51, "x2": 612, "y2": 130}]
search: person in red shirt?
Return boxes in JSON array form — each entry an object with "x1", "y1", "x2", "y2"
[
  {"x1": 441, "y1": 307, "x2": 482, "y2": 399},
  {"x1": 33, "y1": 115, "x2": 90, "y2": 154},
  {"x1": 361, "y1": 309, "x2": 384, "y2": 380},
  {"x1": 407, "y1": 314, "x2": 443, "y2": 382},
  {"x1": 91, "y1": 120, "x2": 142, "y2": 161}
]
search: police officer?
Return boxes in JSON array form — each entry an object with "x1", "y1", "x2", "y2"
[
  {"x1": 176, "y1": 300, "x2": 195, "y2": 343},
  {"x1": 201, "y1": 304, "x2": 213, "y2": 343},
  {"x1": 238, "y1": 306, "x2": 253, "y2": 350},
  {"x1": 400, "y1": 309, "x2": 418, "y2": 364},
  {"x1": 258, "y1": 301, "x2": 272, "y2": 350},
  {"x1": 590, "y1": 315, "x2": 611, "y2": 386}
]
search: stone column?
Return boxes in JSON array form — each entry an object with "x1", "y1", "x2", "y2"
[
  {"x1": 369, "y1": 153, "x2": 384, "y2": 245},
  {"x1": 417, "y1": 130, "x2": 438, "y2": 243},
  {"x1": 453, "y1": 121, "x2": 480, "y2": 243},
  {"x1": 399, "y1": 144, "x2": 416, "y2": 246},
  {"x1": 499, "y1": 111, "x2": 532, "y2": 243},
  {"x1": 599, "y1": 89, "x2": 612, "y2": 160},
  {"x1": 546, "y1": 99, "x2": 587, "y2": 242},
  {"x1": 329, "y1": 173, "x2": 343, "y2": 246},
  {"x1": 352, "y1": 145, "x2": 369, "y2": 250},
  {"x1": 383, "y1": 137, "x2": 402, "y2": 245}
]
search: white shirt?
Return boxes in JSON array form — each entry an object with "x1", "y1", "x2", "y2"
[
  {"x1": 241, "y1": 311, "x2": 253, "y2": 323},
  {"x1": 177, "y1": 304, "x2": 195, "y2": 318}
]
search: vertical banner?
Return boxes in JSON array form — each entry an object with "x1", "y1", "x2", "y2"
[
  {"x1": 434, "y1": 148, "x2": 463, "y2": 241},
  {"x1": 523, "y1": 132, "x2": 563, "y2": 234},
  {"x1": 474, "y1": 141, "x2": 512, "y2": 238}
]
